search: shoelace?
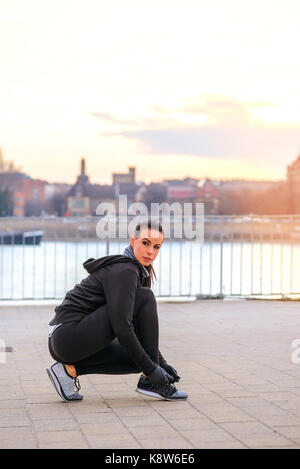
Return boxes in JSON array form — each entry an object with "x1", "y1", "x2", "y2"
[
  {"x1": 151, "y1": 381, "x2": 177, "y2": 398},
  {"x1": 73, "y1": 377, "x2": 81, "y2": 394},
  {"x1": 164, "y1": 382, "x2": 177, "y2": 398}
]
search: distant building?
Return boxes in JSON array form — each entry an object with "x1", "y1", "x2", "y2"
[
  {"x1": 22, "y1": 178, "x2": 46, "y2": 204},
  {"x1": 0, "y1": 172, "x2": 46, "y2": 216},
  {"x1": 45, "y1": 183, "x2": 72, "y2": 200},
  {"x1": 287, "y1": 154, "x2": 300, "y2": 213},
  {"x1": 67, "y1": 158, "x2": 94, "y2": 216},
  {"x1": 164, "y1": 177, "x2": 199, "y2": 187},
  {"x1": 88, "y1": 185, "x2": 116, "y2": 216},
  {"x1": 116, "y1": 182, "x2": 144, "y2": 206},
  {"x1": 113, "y1": 167, "x2": 135, "y2": 185},
  {"x1": 164, "y1": 178, "x2": 220, "y2": 214},
  {"x1": 195, "y1": 179, "x2": 220, "y2": 214},
  {"x1": 135, "y1": 183, "x2": 148, "y2": 203},
  {"x1": 218, "y1": 179, "x2": 277, "y2": 193},
  {"x1": 0, "y1": 172, "x2": 27, "y2": 192},
  {"x1": 167, "y1": 184, "x2": 197, "y2": 201},
  {"x1": 112, "y1": 166, "x2": 147, "y2": 213},
  {"x1": 12, "y1": 191, "x2": 25, "y2": 217},
  {"x1": 67, "y1": 160, "x2": 142, "y2": 216},
  {"x1": 164, "y1": 177, "x2": 198, "y2": 205}
]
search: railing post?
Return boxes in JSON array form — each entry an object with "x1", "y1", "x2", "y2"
[{"x1": 219, "y1": 216, "x2": 224, "y2": 299}]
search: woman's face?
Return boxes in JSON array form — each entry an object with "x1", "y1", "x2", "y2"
[{"x1": 130, "y1": 227, "x2": 164, "y2": 266}]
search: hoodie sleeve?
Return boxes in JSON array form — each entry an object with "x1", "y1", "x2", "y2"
[
  {"x1": 100, "y1": 263, "x2": 157, "y2": 376},
  {"x1": 158, "y1": 350, "x2": 167, "y2": 366}
]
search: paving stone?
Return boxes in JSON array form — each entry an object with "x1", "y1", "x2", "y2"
[
  {"x1": 139, "y1": 437, "x2": 194, "y2": 449},
  {"x1": 0, "y1": 411, "x2": 31, "y2": 427},
  {"x1": 0, "y1": 399, "x2": 25, "y2": 409},
  {"x1": 27, "y1": 403, "x2": 73, "y2": 420},
  {"x1": 226, "y1": 397, "x2": 271, "y2": 408},
  {"x1": 79, "y1": 421, "x2": 129, "y2": 436},
  {"x1": 237, "y1": 434, "x2": 293, "y2": 448},
  {"x1": 0, "y1": 426, "x2": 36, "y2": 448},
  {"x1": 219, "y1": 420, "x2": 289, "y2": 438},
  {"x1": 94, "y1": 383, "x2": 131, "y2": 392},
  {"x1": 256, "y1": 414, "x2": 300, "y2": 427},
  {"x1": 87, "y1": 375, "x2": 126, "y2": 385},
  {"x1": 3, "y1": 299, "x2": 300, "y2": 448},
  {"x1": 119, "y1": 413, "x2": 167, "y2": 428},
  {"x1": 36, "y1": 430, "x2": 88, "y2": 446},
  {"x1": 155, "y1": 407, "x2": 202, "y2": 420},
  {"x1": 239, "y1": 404, "x2": 291, "y2": 418},
  {"x1": 32, "y1": 418, "x2": 78, "y2": 432},
  {"x1": 180, "y1": 429, "x2": 238, "y2": 445},
  {"x1": 168, "y1": 417, "x2": 219, "y2": 432},
  {"x1": 288, "y1": 408, "x2": 300, "y2": 419},
  {"x1": 0, "y1": 439, "x2": 38, "y2": 449},
  {"x1": 129, "y1": 424, "x2": 179, "y2": 440},
  {"x1": 148, "y1": 399, "x2": 194, "y2": 410},
  {"x1": 67, "y1": 398, "x2": 111, "y2": 414},
  {"x1": 214, "y1": 389, "x2": 259, "y2": 398},
  {"x1": 104, "y1": 398, "x2": 148, "y2": 408},
  {"x1": 203, "y1": 410, "x2": 255, "y2": 423},
  {"x1": 195, "y1": 441, "x2": 248, "y2": 449},
  {"x1": 74, "y1": 412, "x2": 121, "y2": 424},
  {"x1": 274, "y1": 400, "x2": 300, "y2": 410},
  {"x1": 26, "y1": 394, "x2": 66, "y2": 404},
  {"x1": 113, "y1": 406, "x2": 159, "y2": 417},
  {"x1": 259, "y1": 392, "x2": 299, "y2": 402},
  {"x1": 250, "y1": 445, "x2": 300, "y2": 449},
  {"x1": 272, "y1": 426, "x2": 300, "y2": 439},
  {"x1": 22, "y1": 383, "x2": 55, "y2": 395},
  {"x1": 86, "y1": 433, "x2": 140, "y2": 449},
  {"x1": 0, "y1": 385, "x2": 25, "y2": 400},
  {"x1": 98, "y1": 391, "x2": 138, "y2": 400},
  {"x1": 38, "y1": 442, "x2": 89, "y2": 449}
]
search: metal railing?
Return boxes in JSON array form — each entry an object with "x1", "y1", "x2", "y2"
[{"x1": 1, "y1": 215, "x2": 300, "y2": 300}]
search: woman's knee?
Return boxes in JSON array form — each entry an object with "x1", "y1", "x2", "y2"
[
  {"x1": 134, "y1": 287, "x2": 158, "y2": 320},
  {"x1": 135, "y1": 286, "x2": 156, "y2": 304}
]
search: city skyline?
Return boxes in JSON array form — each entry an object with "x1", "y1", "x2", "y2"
[{"x1": 1, "y1": 0, "x2": 300, "y2": 184}]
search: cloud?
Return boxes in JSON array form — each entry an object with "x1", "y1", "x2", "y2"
[
  {"x1": 88, "y1": 111, "x2": 175, "y2": 129},
  {"x1": 89, "y1": 112, "x2": 131, "y2": 125},
  {"x1": 89, "y1": 96, "x2": 278, "y2": 129},
  {"x1": 119, "y1": 125, "x2": 300, "y2": 162},
  {"x1": 89, "y1": 96, "x2": 300, "y2": 165},
  {"x1": 179, "y1": 97, "x2": 276, "y2": 123}
]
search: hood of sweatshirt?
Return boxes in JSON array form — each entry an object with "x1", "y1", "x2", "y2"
[{"x1": 83, "y1": 254, "x2": 147, "y2": 280}]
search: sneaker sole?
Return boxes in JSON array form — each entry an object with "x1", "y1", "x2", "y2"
[
  {"x1": 46, "y1": 367, "x2": 82, "y2": 402},
  {"x1": 136, "y1": 387, "x2": 187, "y2": 401}
]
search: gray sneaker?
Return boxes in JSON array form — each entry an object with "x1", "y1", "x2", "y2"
[{"x1": 46, "y1": 362, "x2": 83, "y2": 402}]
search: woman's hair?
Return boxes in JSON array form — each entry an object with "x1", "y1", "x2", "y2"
[{"x1": 133, "y1": 218, "x2": 164, "y2": 288}]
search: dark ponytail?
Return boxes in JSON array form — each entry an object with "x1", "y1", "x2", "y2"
[{"x1": 133, "y1": 218, "x2": 164, "y2": 288}]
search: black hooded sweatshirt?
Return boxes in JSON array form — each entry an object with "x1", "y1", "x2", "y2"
[{"x1": 49, "y1": 254, "x2": 157, "y2": 375}]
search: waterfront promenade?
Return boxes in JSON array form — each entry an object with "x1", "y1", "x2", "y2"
[{"x1": 1, "y1": 298, "x2": 300, "y2": 449}]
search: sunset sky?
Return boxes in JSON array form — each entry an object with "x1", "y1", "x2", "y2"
[{"x1": 1, "y1": 0, "x2": 300, "y2": 184}]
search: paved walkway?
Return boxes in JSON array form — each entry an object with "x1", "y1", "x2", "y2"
[{"x1": 1, "y1": 299, "x2": 300, "y2": 449}]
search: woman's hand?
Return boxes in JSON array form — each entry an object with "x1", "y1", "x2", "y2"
[
  {"x1": 160, "y1": 362, "x2": 181, "y2": 382},
  {"x1": 148, "y1": 365, "x2": 176, "y2": 386}
]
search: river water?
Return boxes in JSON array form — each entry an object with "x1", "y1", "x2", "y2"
[{"x1": 1, "y1": 239, "x2": 299, "y2": 300}]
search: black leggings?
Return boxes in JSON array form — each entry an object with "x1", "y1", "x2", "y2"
[{"x1": 48, "y1": 287, "x2": 159, "y2": 376}]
